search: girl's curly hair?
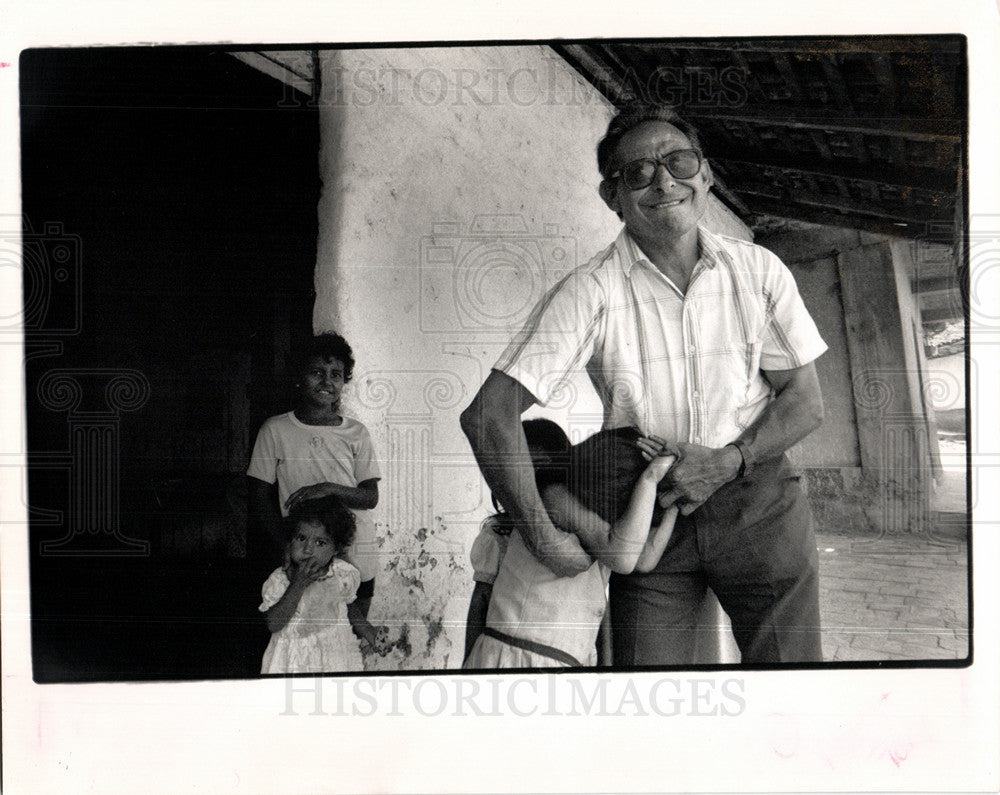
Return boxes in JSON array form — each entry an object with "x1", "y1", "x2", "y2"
[{"x1": 283, "y1": 495, "x2": 356, "y2": 556}]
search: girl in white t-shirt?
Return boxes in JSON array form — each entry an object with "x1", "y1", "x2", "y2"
[
  {"x1": 248, "y1": 332, "x2": 388, "y2": 656},
  {"x1": 463, "y1": 420, "x2": 677, "y2": 669}
]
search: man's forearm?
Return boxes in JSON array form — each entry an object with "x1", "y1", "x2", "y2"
[
  {"x1": 460, "y1": 373, "x2": 592, "y2": 577},
  {"x1": 462, "y1": 411, "x2": 592, "y2": 576},
  {"x1": 731, "y1": 363, "x2": 825, "y2": 471}
]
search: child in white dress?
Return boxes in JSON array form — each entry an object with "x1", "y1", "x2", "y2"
[
  {"x1": 463, "y1": 421, "x2": 677, "y2": 669},
  {"x1": 259, "y1": 496, "x2": 366, "y2": 673}
]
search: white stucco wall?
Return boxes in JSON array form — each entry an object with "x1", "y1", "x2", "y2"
[{"x1": 313, "y1": 45, "x2": 749, "y2": 669}]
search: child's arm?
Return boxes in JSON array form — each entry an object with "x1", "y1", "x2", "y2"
[
  {"x1": 285, "y1": 478, "x2": 379, "y2": 512},
  {"x1": 247, "y1": 476, "x2": 283, "y2": 549},
  {"x1": 264, "y1": 559, "x2": 325, "y2": 633},
  {"x1": 541, "y1": 452, "x2": 675, "y2": 574},
  {"x1": 348, "y1": 608, "x2": 391, "y2": 655},
  {"x1": 464, "y1": 581, "x2": 493, "y2": 662},
  {"x1": 634, "y1": 504, "x2": 679, "y2": 573},
  {"x1": 632, "y1": 436, "x2": 680, "y2": 572}
]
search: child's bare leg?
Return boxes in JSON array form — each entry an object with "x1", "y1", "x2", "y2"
[
  {"x1": 596, "y1": 601, "x2": 613, "y2": 667},
  {"x1": 353, "y1": 596, "x2": 372, "y2": 619}
]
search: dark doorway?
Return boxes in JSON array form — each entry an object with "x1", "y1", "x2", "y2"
[{"x1": 21, "y1": 47, "x2": 319, "y2": 681}]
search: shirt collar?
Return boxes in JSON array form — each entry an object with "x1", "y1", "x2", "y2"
[{"x1": 616, "y1": 226, "x2": 722, "y2": 277}]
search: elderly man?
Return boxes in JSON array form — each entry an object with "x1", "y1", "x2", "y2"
[{"x1": 460, "y1": 103, "x2": 827, "y2": 665}]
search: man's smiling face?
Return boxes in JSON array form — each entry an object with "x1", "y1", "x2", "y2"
[{"x1": 601, "y1": 120, "x2": 714, "y2": 244}]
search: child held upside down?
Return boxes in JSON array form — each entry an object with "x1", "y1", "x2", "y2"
[{"x1": 463, "y1": 420, "x2": 678, "y2": 669}]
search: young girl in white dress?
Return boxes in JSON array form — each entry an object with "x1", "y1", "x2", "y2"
[
  {"x1": 259, "y1": 496, "x2": 365, "y2": 673},
  {"x1": 463, "y1": 420, "x2": 678, "y2": 669}
]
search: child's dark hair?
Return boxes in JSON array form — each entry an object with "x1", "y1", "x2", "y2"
[
  {"x1": 290, "y1": 332, "x2": 356, "y2": 383},
  {"x1": 522, "y1": 418, "x2": 573, "y2": 494},
  {"x1": 284, "y1": 495, "x2": 356, "y2": 555},
  {"x1": 487, "y1": 418, "x2": 571, "y2": 535},
  {"x1": 570, "y1": 427, "x2": 666, "y2": 526}
]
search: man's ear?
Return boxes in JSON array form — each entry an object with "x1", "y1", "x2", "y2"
[
  {"x1": 701, "y1": 159, "x2": 715, "y2": 190},
  {"x1": 598, "y1": 178, "x2": 621, "y2": 216}
]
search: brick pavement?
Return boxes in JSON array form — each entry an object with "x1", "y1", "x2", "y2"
[{"x1": 815, "y1": 530, "x2": 970, "y2": 662}]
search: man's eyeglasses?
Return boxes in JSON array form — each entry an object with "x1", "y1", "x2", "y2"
[{"x1": 609, "y1": 149, "x2": 703, "y2": 190}]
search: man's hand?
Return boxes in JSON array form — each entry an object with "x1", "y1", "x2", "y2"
[{"x1": 656, "y1": 441, "x2": 742, "y2": 516}]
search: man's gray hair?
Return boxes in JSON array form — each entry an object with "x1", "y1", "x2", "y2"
[{"x1": 596, "y1": 103, "x2": 704, "y2": 179}]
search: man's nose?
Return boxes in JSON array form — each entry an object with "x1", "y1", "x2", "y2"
[{"x1": 652, "y1": 161, "x2": 675, "y2": 189}]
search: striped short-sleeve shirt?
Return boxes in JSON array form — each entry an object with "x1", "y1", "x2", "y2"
[{"x1": 494, "y1": 226, "x2": 827, "y2": 449}]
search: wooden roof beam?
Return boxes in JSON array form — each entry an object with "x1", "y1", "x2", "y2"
[
  {"x1": 746, "y1": 197, "x2": 948, "y2": 238},
  {"x1": 681, "y1": 108, "x2": 961, "y2": 140}
]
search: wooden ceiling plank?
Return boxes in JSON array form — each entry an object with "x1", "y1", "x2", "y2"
[
  {"x1": 740, "y1": 187, "x2": 951, "y2": 225},
  {"x1": 819, "y1": 53, "x2": 855, "y2": 110},
  {"x1": 552, "y1": 43, "x2": 634, "y2": 104},
  {"x1": 773, "y1": 53, "x2": 806, "y2": 105},
  {"x1": 808, "y1": 130, "x2": 833, "y2": 159},
  {"x1": 747, "y1": 198, "x2": 934, "y2": 237},
  {"x1": 681, "y1": 108, "x2": 961, "y2": 140},
  {"x1": 711, "y1": 153, "x2": 955, "y2": 193},
  {"x1": 870, "y1": 53, "x2": 899, "y2": 115},
  {"x1": 652, "y1": 38, "x2": 963, "y2": 55},
  {"x1": 708, "y1": 173, "x2": 753, "y2": 217}
]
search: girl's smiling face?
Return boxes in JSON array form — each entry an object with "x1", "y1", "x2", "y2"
[
  {"x1": 289, "y1": 519, "x2": 336, "y2": 569},
  {"x1": 298, "y1": 355, "x2": 346, "y2": 412}
]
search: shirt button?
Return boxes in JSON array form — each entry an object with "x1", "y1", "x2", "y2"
[
  {"x1": 692, "y1": 390, "x2": 699, "y2": 398},
  {"x1": 688, "y1": 345, "x2": 696, "y2": 354},
  {"x1": 694, "y1": 436, "x2": 702, "y2": 443}
]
